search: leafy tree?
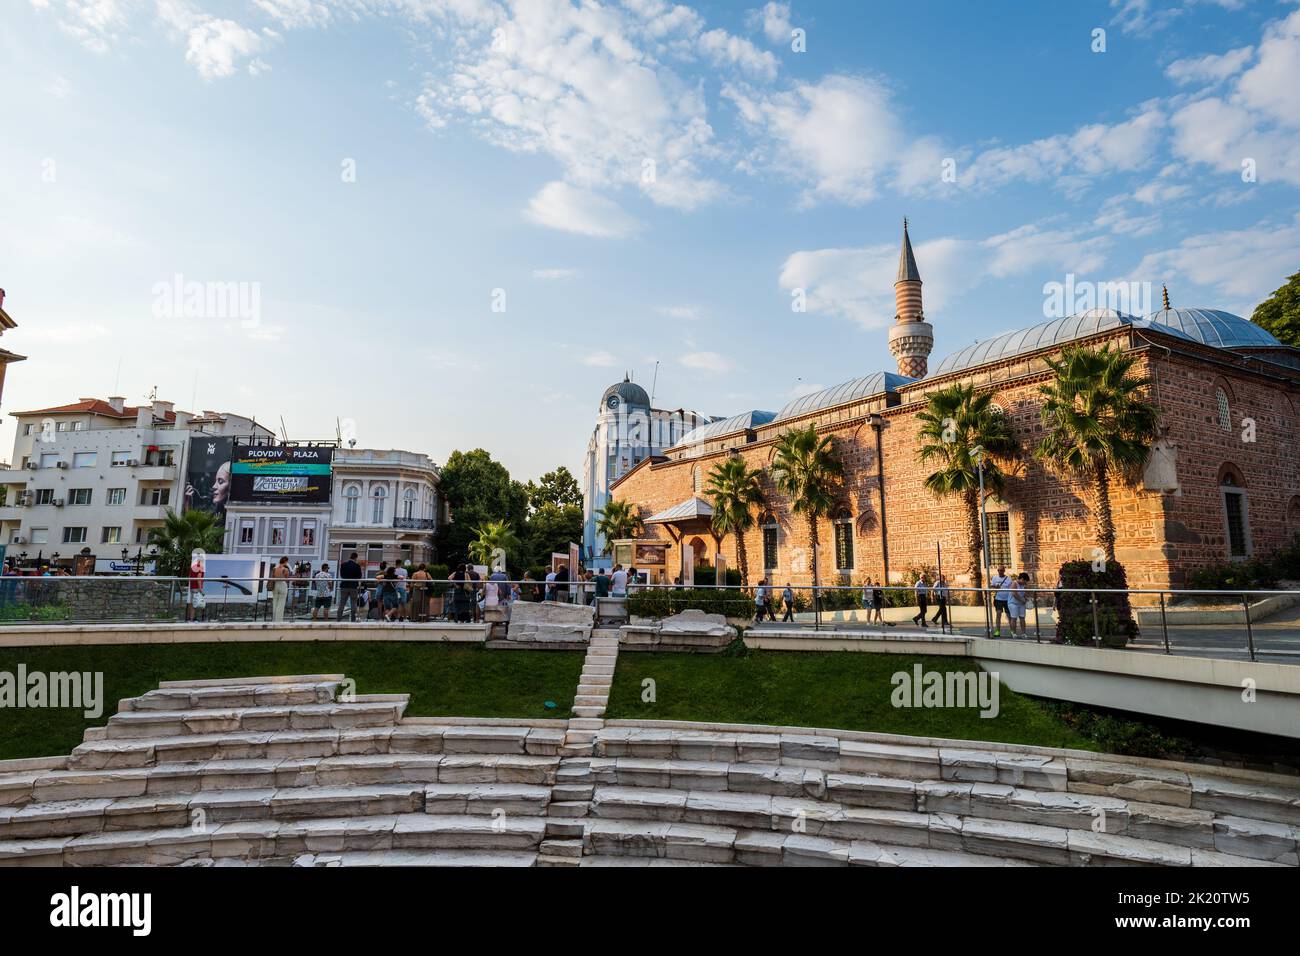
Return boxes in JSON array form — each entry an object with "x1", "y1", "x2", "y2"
[
  {"x1": 147, "y1": 508, "x2": 224, "y2": 577},
  {"x1": 525, "y1": 466, "x2": 582, "y2": 510},
  {"x1": 916, "y1": 382, "x2": 1017, "y2": 591},
  {"x1": 438, "y1": 449, "x2": 528, "y2": 567},
  {"x1": 1251, "y1": 270, "x2": 1300, "y2": 346},
  {"x1": 770, "y1": 426, "x2": 843, "y2": 603},
  {"x1": 524, "y1": 501, "x2": 583, "y2": 570},
  {"x1": 1035, "y1": 345, "x2": 1159, "y2": 563},
  {"x1": 705, "y1": 456, "x2": 766, "y2": 585},
  {"x1": 595, "y1": 498, "x2": 643, "y2": 546}
]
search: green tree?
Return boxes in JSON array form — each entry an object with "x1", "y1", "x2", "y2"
[
  {"x1": 147, "y1": 508, "x2": 224, "y2": 577},
  {"x1": 524, "y1": 502, "x2": 583, "y2": 569},
  {"x1": 595, "y1": 499, "x2": 643, "y2": 546},
  {"x1": 705, "y1": 456, "x2": 766, "y2": 585},
  {"x1": 1035, "y1": 344, "x2": 1160, "y2": 562},
  {"x1": 438, "y1": 449, "x2": 528, "y2": 567},
  {"x1": 467, "y1": 519, "x2": 521, "y2": 571},
  {"x1": 916, "y1": 382, "x2": 1018, "y2": 591},
  {"x1": 1251, "y1": 270, "x2": 1300, "y2": 346},
  {"x1": 524, "y1": 466, "x2": 582, "y2": 510},
  {"x1": 770, "y1": 426, "x2": 843, "y2": 602}
]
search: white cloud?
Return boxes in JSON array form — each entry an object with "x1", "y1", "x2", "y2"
[
  {"x1": 156, "y1": 0, "x2": 272, "y2": 80},
  {"x1": 747, "y1": 2, "x2": 792, "y2": 45},
  {"x1": 524, "y1": 181, "x2": 642, "y2": 238},
  {"x1": 657, "y1": 304, "x2": 702, "y2": 320},
  {"x1": 681, "y1": 351, "x2": 733, "y2": 373},
  {"x1": 35, "y1": 0, "x2": 131, "y2": 54},
  {"x1": 698, "y1": 28, "x2": 778, "y2": 80},
  {"x1": 532, "y1": 267, "x2": 580, "y2": 280},
  {"x1": 252, "y1": 0, "x2": 332, "y2": 30},
  {"x1": 1165, "y1": 45, "x2": 1253, "y2": 85},
  {"x1": 1131, "y1": 212, "x2": 1300, "y2": 304},
  {"x1": 581, "y1": 350, "x2": 620, "y2": 367}
]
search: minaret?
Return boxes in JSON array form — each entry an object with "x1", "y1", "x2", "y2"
[{"x1": 887, "y1": 218, "x2": 934, "y2": 378}]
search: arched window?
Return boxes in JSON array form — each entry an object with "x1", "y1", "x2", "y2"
[
  {"x1": 1218, "y1": 464, "x2": 1250, "y2": 559},
  {"x1": 344, "y1": 485, "x2": 360, "y2": 523},
  {"x1": 833, "y1": 508, "x2": 854, "y2": 571},
  {"x1": 1215, "y1": 387, "x2": 1231, "y2": 431},
  {"x1": 403, "y1": 488, "x2": 416, "y2": 519},
  {"x1": 371, "y1": 486, "x2": 387, "y2": 525}
]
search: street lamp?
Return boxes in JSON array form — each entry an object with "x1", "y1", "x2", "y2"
[{"x1": 972, "y1": 446, "x2": 992, "y2": 639}]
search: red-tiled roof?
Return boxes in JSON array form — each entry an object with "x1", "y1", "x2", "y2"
[{"x1": 9, "y1": 399, "x2": 176, "y2": 422}]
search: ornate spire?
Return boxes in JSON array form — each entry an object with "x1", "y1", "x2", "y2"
[
  {"x1": 896, "y1": 217, "x2": 921, "y2": 284},
  {"x1": 1162, "y1": 284, "x2": 1170, "y2": 310},
  {"x1": 888, "y1": 218, "x2": 934, "y2": 379}
]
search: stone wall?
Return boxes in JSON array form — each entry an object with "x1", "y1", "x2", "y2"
[
  {"x1": 610, "y1": 331, "x2": 1300, "y2": 596},
  {"x1": 61, "y1": 578, "x2": 174, "y2": 622}
]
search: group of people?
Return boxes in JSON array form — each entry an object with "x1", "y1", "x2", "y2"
[{"x1": 745, "y1": 564, "x2": 1037, "y2": 639}]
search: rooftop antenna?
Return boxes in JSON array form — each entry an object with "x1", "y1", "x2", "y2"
[
  {"x1": 279, "y1": 416, "x2": 289, "y2": 443},
  {"x1": 190, "y1": 371, "x2": 198, "y2": 415},
  {"x1": 112, "y1": 356, "x2": 122, "y2": 394},
  {"x1": 650, "y1": 360, "x2": 660, "y2": 406}
]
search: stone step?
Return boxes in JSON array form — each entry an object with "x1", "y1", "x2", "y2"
[
  {"x1": 293, "y1": 849, "x2": 537, "y2": 867},
  {"x1": 539, "y1": 838, "x2": 584, "y2": 859},
  {"x1": 125, "y1": 678, "x2": 344, "y2": 713},
  {"x1": 577, "y1": 684, "x2": 610, "y2": 696},
  {"x1": 423, "y1": 783, "x2": 551, "y2": 816},
  {"x1": 535, "y1": 854, "x2": 580, "y2": 866},
  {"x1": 102, "y1": 702, "x2": 408, "y2": 739},
  {"x1": 552, "y1": 784, "x2": 594, "y2": 802},
  {"x1": 579, "y1": 675, "x2": 612, "y2": 688},
  {"x1": 572, "y1": 707, "x2": 605, "y2": 719},
  {"x1": 574, "y1": 696, "x2": 607, "y2": 708},
  {"x1": 545, "y1": 818, "x2": 586, "y2": 839},
  {"x1": 569, "y1": 718, "x2": 604, "y2": 731},
  {"x1": 584, "y1": 818, "x2": 737, "y2": 864},
  {"x1": 0, "y1": 811, "x2": 547, "y2": 866},
  {"x1": 579, "y1": 855, "x2": 733, "y2": 867},
  {"x1": 548, "y1": 800, "x2": 590, "y2": 819},
  {"x1": 582, "y1": 664, "x2": 616, "y2": 677}
]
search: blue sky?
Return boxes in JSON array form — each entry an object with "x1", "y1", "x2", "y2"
[{"x1": 2, "y1": 0, "x2": 1298, "y2": 481}]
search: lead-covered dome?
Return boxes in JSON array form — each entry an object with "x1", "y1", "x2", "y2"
[
  {"x1": 1142, "y1": 307, "x2": 1280, "y2": 349},
  {"x1": 600, "y1": 376, "x2": 650, "y2": 409}
]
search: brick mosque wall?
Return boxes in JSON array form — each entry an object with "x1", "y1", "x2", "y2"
[{"x1": 610, "y1": 332, "x2": 1300, "y2": 596}]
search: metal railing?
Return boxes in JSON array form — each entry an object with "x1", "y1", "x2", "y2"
[{"x1": 0, "y1": 575, "x2": 1296, "y2": 664}]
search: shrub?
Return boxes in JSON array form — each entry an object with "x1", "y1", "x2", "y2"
[
  {"x1": 1037, "y1": 701, "x2": 1194, "y2": 760},
  {"x1": 1054, "y1": 559, "x2": 1138, "y2": 648}
]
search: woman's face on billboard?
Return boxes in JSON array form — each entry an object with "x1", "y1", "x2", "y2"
[{"x1": 212, "y1": 462, "x2": 231, "y2": 504}]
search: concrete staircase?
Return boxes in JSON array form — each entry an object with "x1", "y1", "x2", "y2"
[
  {"x1": 0, "y1": 675, "x2": 565, "y2": 867},
  {"x1": 567, "y1": 722, "x2": 1300, "y2": 867}
]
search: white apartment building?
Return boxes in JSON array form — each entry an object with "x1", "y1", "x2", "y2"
[
  {"x1": 581, "y1": 376, "x2": 714, "y2": 567},
  {"x1": 0, "y1": 397, "x2": 268, "y2": 567},
  {"x1": 325, "y1": 448, "x2": 443, "y2": 573}
]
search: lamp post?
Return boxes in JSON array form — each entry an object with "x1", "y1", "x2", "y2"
[
  {"x1": 972, "y1": 445, "x2": 992, "y2": 639},
  {"x1": 868, "y1": 413, "x2": 890, "y2": 585}
]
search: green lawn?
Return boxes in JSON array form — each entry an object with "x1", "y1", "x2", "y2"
[
  {"x1": 0, "y1": 643, "x2": 583, "y2": 760},
  {"x1": 606, "y1": 649, "x2": 1100, "y2": 752}
]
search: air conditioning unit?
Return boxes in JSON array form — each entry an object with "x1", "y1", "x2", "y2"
[
  {"x1": 55, "y1": 461, "x2": 68, "y2": 470},
  {"x1": 52, "y1": 498, "x2": 65, "y2": 508},
  {"x1": 127, "y1": 459, "x2": 140, "y2": 467},
  {"x1": 24, "y1": 462, "x2": 37, "y2": 470},
  {"x1": 13, "y1": 536, "x2": 25, "y2": 545}
]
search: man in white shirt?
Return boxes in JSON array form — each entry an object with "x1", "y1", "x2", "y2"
[
  {"x1": 610, "y1": 565, "x2": 628, "y2": 597},
  {"x1": 911, "y1": 574, "x2": 929, "y2": 627},
  {"x1": 990, "y1": 566, "x2": 1012, "y2": 638},
  {"x1": 311, "y1": 564, "x2": 334, "y2": 621}
]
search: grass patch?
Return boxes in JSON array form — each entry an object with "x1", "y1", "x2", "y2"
[
  {"x1": 606, "y1": 648, "x2": 1099, "y2": 752},
  {"x1": 0, "y1": 642, "x2": 583, "y2": 761}
]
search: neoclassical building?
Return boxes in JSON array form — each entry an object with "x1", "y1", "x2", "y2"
[
  {"x1": 609, "y1": 223, "x2": 1300, "y2": 593},
  {"x1": 581, "y1": 375, "x2": 715, "y2": 566}
]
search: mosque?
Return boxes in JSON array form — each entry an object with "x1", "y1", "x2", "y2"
[{"x1": 602, "y1": 222, "x2": 1300, "y2": 593}]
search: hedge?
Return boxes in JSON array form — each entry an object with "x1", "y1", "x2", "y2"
[{"x1": 1054, "y1": 559, "x2": 1138, "y2": 648}]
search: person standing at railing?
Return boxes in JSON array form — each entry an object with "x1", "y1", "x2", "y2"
[
  {"x1": 393, "y1": 562, "x2": 409, "y2": 622},
  {"x1": 554, "y1": 563, "x2": 570, "y2": 604},
  {"x1": 337, "y1": 552, "x2": 363, "y2": 622},
  {"x1": 930, "y1": 574, "x2": 950, "y2": 628},
  {"x1": 990, "y1": 566, "x2": 1012, "y2": 638},
  {"x1": 911, "y1": 574, "x2": 930, "y2": 627},
  {"x1": 311, "y1": 564, "x2": 333, "y2": 622},
  {"x1": 754, "y1": 580, "x2": 770, "y2": 622},
  {"x1": 270, "y1": 557, "x2": 291, "y2": 622},
  {"x1": 610, "y1": 564, "x2": 628, "y2": 598},
  {"x1": 594, "y1": 568, "x2": 611, "y2": 602},
  {"x1": 410, "y1": 564, "x2": 432, "y2": 621},
  {"x1": 187, "y1": 557, "x2": 205, "y2": 623},
  {"x1": 781, "y1": 583, "x2": 795, "y2": 622},
  {"x1": 1007, "y1": 573, "x2": 1029, "y2": 639}
]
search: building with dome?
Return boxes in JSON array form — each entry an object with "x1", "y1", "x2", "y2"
[
  {"x1": 608, "y1": 222, "x2": 1300, "y2": 593},
  {"x1": 581, "y1": 375, "x2": 716, "y2": 566}
]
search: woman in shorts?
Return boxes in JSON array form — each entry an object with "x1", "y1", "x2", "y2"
[{"x1": 1007, "y1": 572, "x2": 1029, "y2": 639}]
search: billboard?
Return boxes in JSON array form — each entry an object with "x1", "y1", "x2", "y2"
[
  {"x1": 184, "y1": 436, "x2": 235, "y2": 527},
  {"x1": 230, "y1": 445, "x2": 333, "y2": 504}
]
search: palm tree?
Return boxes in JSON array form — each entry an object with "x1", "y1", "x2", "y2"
[
  {"x1": 1035, "y1": 344, "x2": 1159, "y2": 562},
  {"x1": 468, "y1": 519, "x2": 521, "y2": 571},
  {"x1": 595, "y1": 499, "x2": 644, "y2": 550},
  {"x1": 706, "y1": 456, "x2": 766, "y2": 585},
  {"x1": 770, "y1": 426, "x2": 843, "y2": 607},
  {"x1": 147, "y1": 507, "x2": 224, "y2": 577},
  {"x1": 916, "y1": 382, "x2": 1017, "y2": 592}
]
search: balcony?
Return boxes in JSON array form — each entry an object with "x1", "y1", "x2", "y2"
[
  {"x1": 393, "y1": 517, "x2": 436, "y2": 531},
  {"x1": 0, "y1": 505, "x2": 25, "y2": 522},
  {"x1": 130, "y1": 465, "x2": 177, "y2": 482}
]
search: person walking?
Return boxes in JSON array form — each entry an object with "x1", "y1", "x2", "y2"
[
  {"x1": 270, "y1": 557, "x2": 291, "y2": 622},
  {"x1": 781, "y1": 582, "x2": 795, "y2": 623},
  {"x1": 862, "y1": 577, "x2": 875, "y2": 623},
  {"x1": 311, "y1": 564, "x2": 333, "y2": 621},
  {"x1": 754, "y1": 579, "x2": 769, "y2": 622},
  {"x1": 911, "y1": 573, "x2": 930, "y2": 627},
  {"x1": 337, "y1": 552, "x2": 363, "y2": 622},
  {"x1": 930, "y1": 574, "x2": 950, "y2": 629},
  {"x1": 990, "y1": 566, "x2": 1012, "y2": 638}
]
